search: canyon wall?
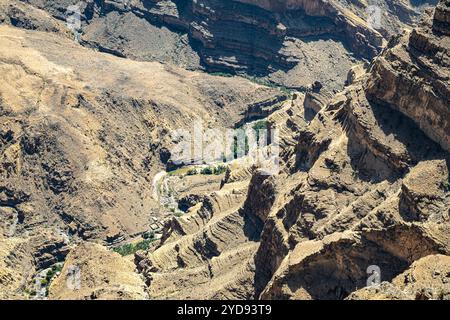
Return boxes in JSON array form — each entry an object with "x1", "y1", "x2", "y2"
[
  {"x1": 367, "y1": 0, "x2": 450, "y2": 151},
  {"x1": 3, "y1": 0, "x2": 433, "y2": 91},
  {"x1": 0, "y1": 0, "x2": 448, "y2": 300}
]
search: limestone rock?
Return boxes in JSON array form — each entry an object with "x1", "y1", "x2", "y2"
[
  {"x1": 366, "y1": 2, "x2": 450, "y2": 151},
  {"x1": 49, "y1": 242, "x2": 146, "y2": 300}
]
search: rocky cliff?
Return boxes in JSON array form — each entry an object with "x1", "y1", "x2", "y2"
[
  {"x1": 252, "y1": 0, "x2": 450, "y2": 299},
  {"x1": 367, "y1": 1, "x2": 450, "y2": 151},
  {"x1": 0, "y1": 0, "x2": 448, "y2": 300},
  {"x1": 140, "y1": 0, "x2": 449, "y2": 300},
  {"x1": 1, "y1": 0, "x2": 436, "y2": 92}
]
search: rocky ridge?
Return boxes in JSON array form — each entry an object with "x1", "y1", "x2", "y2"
[
  {"x1": 0, "y1": 20, "x2": 287, "y2": 297},
  {"x1": 140, "y1": 1, "x2": 450, "y2": 300}
]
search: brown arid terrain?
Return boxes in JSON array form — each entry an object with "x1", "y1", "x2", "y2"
[{"x1": 0, "y1": 0, "x2": 449, "y2": 300}]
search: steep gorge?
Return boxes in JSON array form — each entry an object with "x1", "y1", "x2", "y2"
[
  {"x1": 0, "y1": 0, "x2": 448, "y2": 300},
  {"x1": 141, "y1": 0, "x2": 450, "y2": 300},
  {"x1": 1, "y1": 0, "x2": 437, "y2": 91}
]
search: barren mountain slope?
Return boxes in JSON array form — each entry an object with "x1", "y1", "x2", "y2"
[
  {"x1": 141, "y1": 1, "x2": 449, "y2": 300},
  {"x1": 251, "y1": 0, "x2": 450, "y2": 299},
  {"x1": 1, "y1": 0, "x2": 438, "y2": 92},
  {"x1": 0, "y1": 0, "x2": 448, "y2": 301},
  {"x1": 0, "y1": 23, "x2": 288, "y2": 298},
  {"x1": 135, "y1": 95, "x2": 307, "y2": 299},
  {"x1": 48, "y1": 242, "x2": 147, "y2": 300}
]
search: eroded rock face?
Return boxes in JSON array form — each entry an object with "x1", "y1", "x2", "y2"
[
  {"x1": 0, "y1": 0, "x2": 449, "y2": 301},
  {"x1": 136, "y1": 173, "x2": 259, "y2": 299},
  {"x1": 140, "y1": 2, "x2": 450, "y2": 296},
  {"x1": 0, "y1": 0, "x2": 69, "y2": 33},
  {"x1": 366, "y1": 4, "x2": 450, "y2": 151},
  {"x1": 4, "y1": 0, "x2": 434, "y2": 91},
  {"x1": 0, "y1": 238, "x2": 34, "y2": 299},
  {"x1": 48, "y1": 242, "x2": 147, "y2": 300},
  {"x1": 0, "y1": 231, "x2": 70, "y2": 299},
  {"x1": 399, "y1": 160, "x2": 449, "y2": 222},
  {"x1": 434, "y1": 0, "x2": 450, "y2": 35},
  {"x1": 241, "y1": 169, "x2": 276, "y2": 223}
]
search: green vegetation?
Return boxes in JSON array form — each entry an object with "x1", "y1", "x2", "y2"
[
  {"x1": 200, "y1": 165, "x2": 227, "y2": 175},
  {"x1": 35, "y1": 263, "x2": 65, "y2": 297},
  {"x1": 142, "y1": 231, "x2": 155, "y2": 240},
  {"x1": 210, "y1": 72, "x2": 234, "y2": 78},
  {"x1": 186, "y1": 168, "x2": 198, "y2": 175},
  {"x1": 45, "y1": 264, "x2": 63, "y2": 283},
  {"x1": 231, "y1": 120, "x2": 271, "y2": 158},
  {"x1": 174, "y1": 210, "x2": 184, "y2": 217},
  {"x1": 232, "y1": 130, "x2": 249, "y2": 158},
  {"x1": 200, "y1": 166, "x2": 214, "y2": 175},
  {"x1": 167, "y1": 167, "x2": 185, "y2": 176},
  {"x1": 169, "y1": 206, "x2": 185, "y2": 217},
  {"x1": 442, "y1": 180, "x2": 450, "y2": 192},
  {"x1": 213, "y1": 165, "x2": 228, "y2": 175},
  {"x1": 243, "y1": 75, "x2": 292, "y2": 95},
  {"x1": 168, "y1": 165, "x2": 226, "y2": 177},
  {"x1": 252, "y1": 120, "x2": 269, "y2": 131},
  {"x1": 253, "y1": 120, "x2": 270, "y2": 145},
  {"x1": 210, "y1": 72, "x2": 293, "y2": 94},
  {"x1": 113, "y1": 239, "x2": 156, "y2": 256}
]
